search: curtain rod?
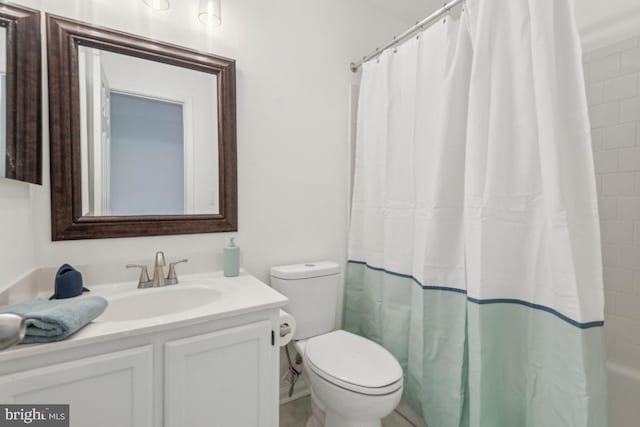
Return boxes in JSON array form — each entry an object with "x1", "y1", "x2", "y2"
[{"x1": 350, "y1": 0, "x2": 465, "y2": 73}]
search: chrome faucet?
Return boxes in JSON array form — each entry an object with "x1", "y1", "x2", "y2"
[
  {"x1": 152, "y1": 251, "x2": 166, "y2": 287},
  {"x1": 127, "y1": 251, "x2": 188, "y2": 289}
]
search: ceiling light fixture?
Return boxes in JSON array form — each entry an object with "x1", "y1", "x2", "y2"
[
  {"x1": 198, "y1": 0, "x2": 221, "y2": 27},
  {"x1": 143, "y1": 0, "x2": 170, "y2": 11}
]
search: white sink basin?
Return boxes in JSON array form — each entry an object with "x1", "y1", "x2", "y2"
[{"x1": 96, "y1": 285, "x2": 222, "y2": 322}]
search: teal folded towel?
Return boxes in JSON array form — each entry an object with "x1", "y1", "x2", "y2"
[{"x1": 0, "y1": 296, "x2": 108, "y2": 343}]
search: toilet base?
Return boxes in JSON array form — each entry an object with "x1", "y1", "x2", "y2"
[
  {"x1": 305, "y1": 391, "x2": 384, "y2": 427},
  {"x1": 324, "y1": 410, "x2": 381, "y2": 427},
  {"x1": 305, "y1": 390, "x2": 324, "y2": 427}
]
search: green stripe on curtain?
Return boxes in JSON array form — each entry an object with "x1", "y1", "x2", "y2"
[{"x1": 343, "y1": 262, "x2": 607, "y2": 427}]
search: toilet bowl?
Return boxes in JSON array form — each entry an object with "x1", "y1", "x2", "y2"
[
  {"x1": 295, "y1": 330, "x2": 403, "y2": 427},
  {"x1": 271, "y1": 262, "x2": 404, "y2": 427}
]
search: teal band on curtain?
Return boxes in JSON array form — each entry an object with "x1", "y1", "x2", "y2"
[
  {"x1": 348, "y1": 260, "x2": 605, "y2": 330},
  {"x1": 344, "y1": 262, "x2": 608, "y2": 427}
]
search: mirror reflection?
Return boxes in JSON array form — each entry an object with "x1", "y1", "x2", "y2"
[
  {"x1": 0, "y1": 26, "x2": 7, "y2": 178},
  {"x1": 77, "y1": 46, "x2": 219, "y2": 216}
]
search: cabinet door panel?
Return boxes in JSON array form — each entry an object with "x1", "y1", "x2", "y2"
[
  {"x1": 0, "y1": 346, "x2": 153, "y2": 427},
  {"x1": 165, "y1": 320, "x2": 273, "y2": 427}
]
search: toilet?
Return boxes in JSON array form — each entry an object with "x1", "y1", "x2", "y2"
[{"x1": 271, "y1": 261, "x2": 403, "y2": 427}]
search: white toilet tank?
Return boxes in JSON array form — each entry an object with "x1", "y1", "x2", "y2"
[{"x1": 270, "y1": 261, "x2": 341, "y2": 340}]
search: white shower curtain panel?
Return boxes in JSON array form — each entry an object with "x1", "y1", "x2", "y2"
[{"x1": 344, "y1": 0, "x2": 607, "y2": 426}]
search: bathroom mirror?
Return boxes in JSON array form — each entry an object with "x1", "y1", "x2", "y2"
[
  {"x1": 77, "y1": 46, "x2": 220, "y2": 216},
  {"x1": 0, "y1": 4, "x2": 42, "y2": 185},
  {"x1": 47, "y1": 15, "x2": 237, "y2": 240}
]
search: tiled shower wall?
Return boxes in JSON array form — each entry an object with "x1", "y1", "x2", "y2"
[{"x1": 584, "y1": 36, "x2": 640, "y2": 371}]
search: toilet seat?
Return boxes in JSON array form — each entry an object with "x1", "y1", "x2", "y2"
[
  {"x1": 307, "y1": 358, "x2": 403, "y2": 396},
  {"x1": 303, "y1": 330, "x2": 403, "y2": 396}
]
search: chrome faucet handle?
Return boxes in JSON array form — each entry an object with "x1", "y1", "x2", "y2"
[
  {"x1": 151, "y1": 251, "x2": 167, "y2": 287},
  {"x1": 166, "y1": 259, "x2": 188, "y2": 285},
  {"x1": 126, "y1": 264, "x2": 151, "y2": 288}
]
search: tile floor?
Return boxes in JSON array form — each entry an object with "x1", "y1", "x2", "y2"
[{"x1": 280, "y1": 396, "x2": 416, "y2": 427}]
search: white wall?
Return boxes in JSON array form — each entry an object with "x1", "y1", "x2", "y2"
[
  {"x1": 0, "y1": 179, "x2": 35, "y2": 288},
  {"x1": 0, "y1": 0, "x2": 410, "y2": 292},
  {"x1": 576, "y1": 0, "x2": 640, "y2": 51},
  {"x1": 582, "y1": 34, "x2": 640, "y2": 427},
  {"x1": 584, "y1": 35, "x2": 640, "y2": 375}
]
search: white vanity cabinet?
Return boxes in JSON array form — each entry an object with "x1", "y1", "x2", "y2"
[
  {"x1": 165, "y1": 320, "x2": 274, "y2": 427},
  {"x1": 0, "y1": 313, "x2": 281, "y2": 427},
  {"x1": 0, "y1": 273, "x2": 287, "y2": 427},
  {"x1": 0, "y1": 346, "x2": 154, "y2": 427}
]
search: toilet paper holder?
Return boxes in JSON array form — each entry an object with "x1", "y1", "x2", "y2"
[{"x1": 280, "y1": 323, "x2": 292, "y2": 337}]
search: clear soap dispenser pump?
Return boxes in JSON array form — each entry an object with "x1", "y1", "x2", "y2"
[{"x1": 224, "y1": 237, "x2": 240, "y2": 277}]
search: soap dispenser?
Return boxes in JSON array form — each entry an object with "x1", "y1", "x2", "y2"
[{"x1": 224, "y1": 237, "x2": 240, "y2": 277}]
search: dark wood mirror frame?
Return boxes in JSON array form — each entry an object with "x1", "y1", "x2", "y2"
[
  {"x1": 47, "y1": 14, "x2": 237, "y2": 241},
  {"x1": 1, "y1": 4, "x2": 42, "y2": 185}
]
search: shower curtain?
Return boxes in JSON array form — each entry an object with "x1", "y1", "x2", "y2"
[{"x1": 343, "y1": 0, "x2": 608, "y2": 426}]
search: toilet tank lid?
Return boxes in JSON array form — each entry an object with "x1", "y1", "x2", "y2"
[{"x1": 270, "y1": 261, "x2": 340, "y2": 280}]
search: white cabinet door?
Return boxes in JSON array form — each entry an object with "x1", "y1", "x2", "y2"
[
  {"x1": 165, "y1": 320, "x2": 274, "y2": 427},
  {"x1": 0, "y1": 346, "x2": 153, "y2": 427}
]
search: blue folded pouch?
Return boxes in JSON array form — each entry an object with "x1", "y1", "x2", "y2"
[
  {"x1": 0, "y1": 297, "x2": 108, "y2": 343},
  {"x1": 50, "y1": 264, "x2": 90, "y2": 300}
]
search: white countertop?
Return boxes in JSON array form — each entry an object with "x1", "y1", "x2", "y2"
[{"x1": 0, "y1": 271, "x2": 288, "y2": 363}]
